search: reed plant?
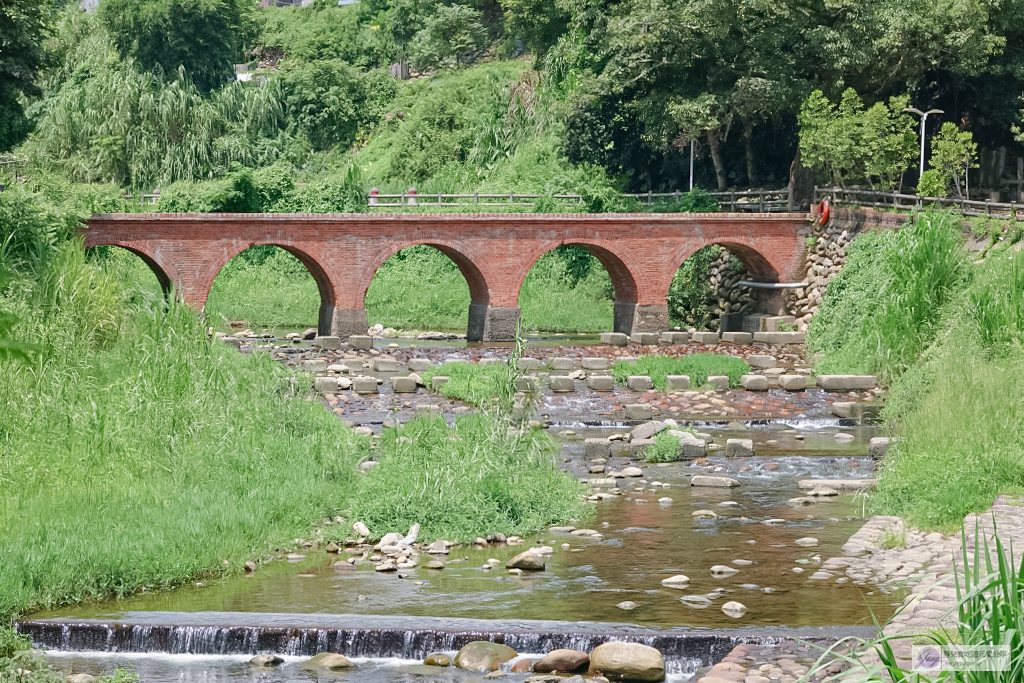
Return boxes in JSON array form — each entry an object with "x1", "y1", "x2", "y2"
[{"x1": 800, "y1": 522, "x2": 1024, "y2": 681}]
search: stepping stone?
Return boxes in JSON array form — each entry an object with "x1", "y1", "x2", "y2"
[
  {"x1": 721, "y1": 332, "x2": 753, "y2": 344},
  {"x1": 665, "y1": 375, "x2": 690, "y2": 391},
  {"x1": 725, "y1": 438, "x2": 753, "y2": 457},
  {"x1": 752, "y1": 331, "x2": 805, "y2": 344},
  {"x1": 581, "y1": 357, "x2": 609, "y2": 370},
  {"x1": 627, "y1": 375, "x2": 654, "y2": 391},
  {"x1": 691, "y1": 331, "x2": 720, "y2": 344},
  {"x1": 816, "y1": 375, "x2": 878, "y2": 391},
  {"x1": 391, "y1": 377, "x2": 417, "y2": 393},
  {"x1": 740, "y1": 374, "x2": 768, "y2": 391},
  {"x1": 630, "y1": 332, "x2": 660, "y2": 345},
  {"x1": 314, "y1": 336, "x2": 342, "y2": 350},
  {"x1": 349, "y1": 335, "x2": 373, "y2": 350},
  {"x1": 624, "y1": 404, "x2": 653, "y2": 420},
  {"x1": 600, "y1": 332, "x2": 628, "y2": 346},
  {"x1": 708, "y1": 375, "x2": 729, "y2": 390},
  {"x1": 587, "y1": 375, "x2": 615, "y2": 391},
  {"x1": 550, "y1": 376, "x2": 575, "y2": 392},
  {"x1": 778, "y1": 374, "x2": 807, "y2": 391}
]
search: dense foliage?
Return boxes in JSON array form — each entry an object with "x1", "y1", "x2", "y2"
[{"x1": 5, "y1": 0, "x2": 1024, "y2": 194}]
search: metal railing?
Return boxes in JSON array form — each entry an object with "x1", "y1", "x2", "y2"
[{"x1": 815, "y1": 187, "x2": 1023, "y2": 220}]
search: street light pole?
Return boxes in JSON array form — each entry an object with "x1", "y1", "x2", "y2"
[
  {"x1": 689, "y1": 140, "x2": 695, "y2": 191},
  {"x1": 904, "y1": 107, "x2": 944, "y2": 179}
]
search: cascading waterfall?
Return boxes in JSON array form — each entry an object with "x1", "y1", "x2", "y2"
[{"x1": 18, "y1": 619, "x2": 738, "y2": 673}]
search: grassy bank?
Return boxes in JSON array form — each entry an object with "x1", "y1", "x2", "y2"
[
  {"x1": 808, "y1": 210, "x2": 1024, "y2": 529},
  {"x1": 0, "y1": 185, "x2": 590, "y2": 621}
]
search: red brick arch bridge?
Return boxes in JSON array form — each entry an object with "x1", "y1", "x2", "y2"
[{"x1": 84, "y1": 212, "x2": 811, "y2": 341}]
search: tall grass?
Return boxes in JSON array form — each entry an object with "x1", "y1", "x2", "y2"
[
  {"x1": 354, "y1": 414, "x2": 590, "y2": 541},
  {"x1": 808, "y1": 210, "x2": 1024, "y2": 529},
  {"x1": 809, "y1": 211, "x2": 967, "y2": 382},
  {"x1": 0, "y1": 294, "x2": 369, "y2": 618},
  {"x1": 611, "y1": 353, "x2": 750, "y2": 390}
]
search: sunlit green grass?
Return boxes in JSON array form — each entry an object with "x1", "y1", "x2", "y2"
[{"x1": 611, "y1": 353, "x2": 749, "y2": 390}]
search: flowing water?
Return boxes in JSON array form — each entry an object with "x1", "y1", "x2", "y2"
[{"x1": 22, "y1": 340, "x2": 892, "y2": 681}]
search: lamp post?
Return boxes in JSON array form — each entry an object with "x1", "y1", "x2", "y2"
[
  {"x1": 689, "y1": 140, "x2": 695, "y2": 191},
  {"x1": 904, "y1": 107, "x2": 944, "y2": 179}
]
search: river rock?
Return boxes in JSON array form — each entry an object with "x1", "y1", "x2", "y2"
[
  {"x1": 869, "y1": 436, "x2": 891, "y2": 458},
  {"x1": 834, "y1": 432, "x2": 855, "y2": 443},
  {"x1": 589, "y1": 642, "x2": 665, "y2": 681},
  {"x1": 620, "y1": 466, "x2": 644, "y2": 477},
  {"x1": 691, "y1": 475, "x2": 740, "y2": 488},
  {"x1": 721, "y1": 601, "x2": 748, "y2": 618},
  {"x1": 424, "y1": 653, "x2": 451, "y2": 666},
  {"x1": 660, "y1": 574, "x2": 690, "y2": 587},
  {"x1": 794, "y1": 537, "x2": 819, "y2": 547},
  {"x1": 630, "y1": 421, "x2": 665, "y2": 441},
  {"x1": 725, "y1": 439, "x2": 754, "y2": 457},
  {"x1": 353, "y1": 521, "x2": 370, "y2": 536},
  {"x1": 534, "y1": 649, "x2": 590, "y2": 673},
  {"x1": 454, "y1": 641, "x2": 518, "y2": 672},
  {"x1": 300, "y1": 653, "x2": 356, "y2": 670},
  {"x1": 679, "y1": 595, "x2": 713, "y2": 607},
  {"x1": 67, "y1": 675, "x2": 96, "y2": 683},
  {"x1": 617, "y1": 601, "x2": 638, "y2": 610},
  {"x1": 691, "y1": 509, "x2": 718, "y2": 519},
  {"x1": 423, "y1": 560, "x2": 445, "y2": 569},
  {"x1": 526, "y1": 676, "x2": 563, "y2": 683},
  {"x1": 512, "y1": 659, "x2": 539, "y2": 672},
  {"x1": 710, "y1": 564, "x2": 739, "y2": 576},
  {"x1": 250, "y1": 655, "x2": 284, "y2": 667},
  {"x1": 506, "y1": 551, "x2": 545, "y2": 571}
]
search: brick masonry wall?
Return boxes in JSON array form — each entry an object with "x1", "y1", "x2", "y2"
[{"x1": 84, "y1": 212, "x2": 811, "y2": 319}]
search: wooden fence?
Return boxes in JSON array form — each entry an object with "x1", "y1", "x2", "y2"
[{"x1": 816, "y1": 187, "x2": 1023, "y2": 220}]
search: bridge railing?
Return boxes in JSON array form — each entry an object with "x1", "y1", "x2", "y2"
[
  {"x1": 815, "y1": 186, "x2": 1023, "y2": 220},
  {"x1": 366, "y1": 187, "x2": 797, "y2": 212},
  {"x1": 117, "y1": 186, "x2": 800, "y2": 212}
]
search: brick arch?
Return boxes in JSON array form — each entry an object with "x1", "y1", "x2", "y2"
[
  {"x1": 359, "y1": 242, "x2": 491, "y2": 307},
  {"x1": 88, "y1": 244, "x2": 172, "y2": 297},
  {"x1": 205, "y1": 242, "x2": 338, "y2": 334},
  {"x1": 513, "y1": 240, "x2": 646, "y2": 335},
  {"x1": 512, "y1": 241, "x2": 639, "y2": 304}
]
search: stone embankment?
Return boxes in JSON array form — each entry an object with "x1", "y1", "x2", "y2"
[{"x1": 698, "y1": 495, "x2": 1024, "y2": 681}]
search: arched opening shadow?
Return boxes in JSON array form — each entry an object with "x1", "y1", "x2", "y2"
[
  {"x1": 206, "y1": 245, "x2": 334, "y2": 333},
  {"x1": 516, "y1": 244, "x2": 631, "y2": 333},
  {"x1": 364, "y1": 244, "x2": 489, "y2": 335},
  {"x1": 87, "y1": 245, "x2": 171, "y2": 302},
  {"x1": 667, "y1": 242, "x2": 783, "y2": 332}
]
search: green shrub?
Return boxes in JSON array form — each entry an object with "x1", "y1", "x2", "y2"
[
  {"x1": 645, "y1": 431, "x2": 681, "y2": 462},
  {"x1": 353, "y1": 414, "x2": 590, "y2": 541},
  {"x1": 421, "y1": 361, "x2": 508, "y2": 407},
  {"x1": 611, "y1": 353, "x2": 749, "y2": 390}
]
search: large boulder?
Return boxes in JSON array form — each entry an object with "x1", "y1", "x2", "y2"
[
  {"x1": 534, "y1": 649, "x2": 590, "y2": 673},
  {"x1": 589, "y1": 642, "x2": 665, "y2": 681},
  {"x1": 453, "y1": 641, "x2": 518, "y2": 672},
  {"x1": 299, "y1": 653, "x2": 356, "y2": 670},
  {"x1": 506, "y1": 550, "x2": 545, "y2": 570}
]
